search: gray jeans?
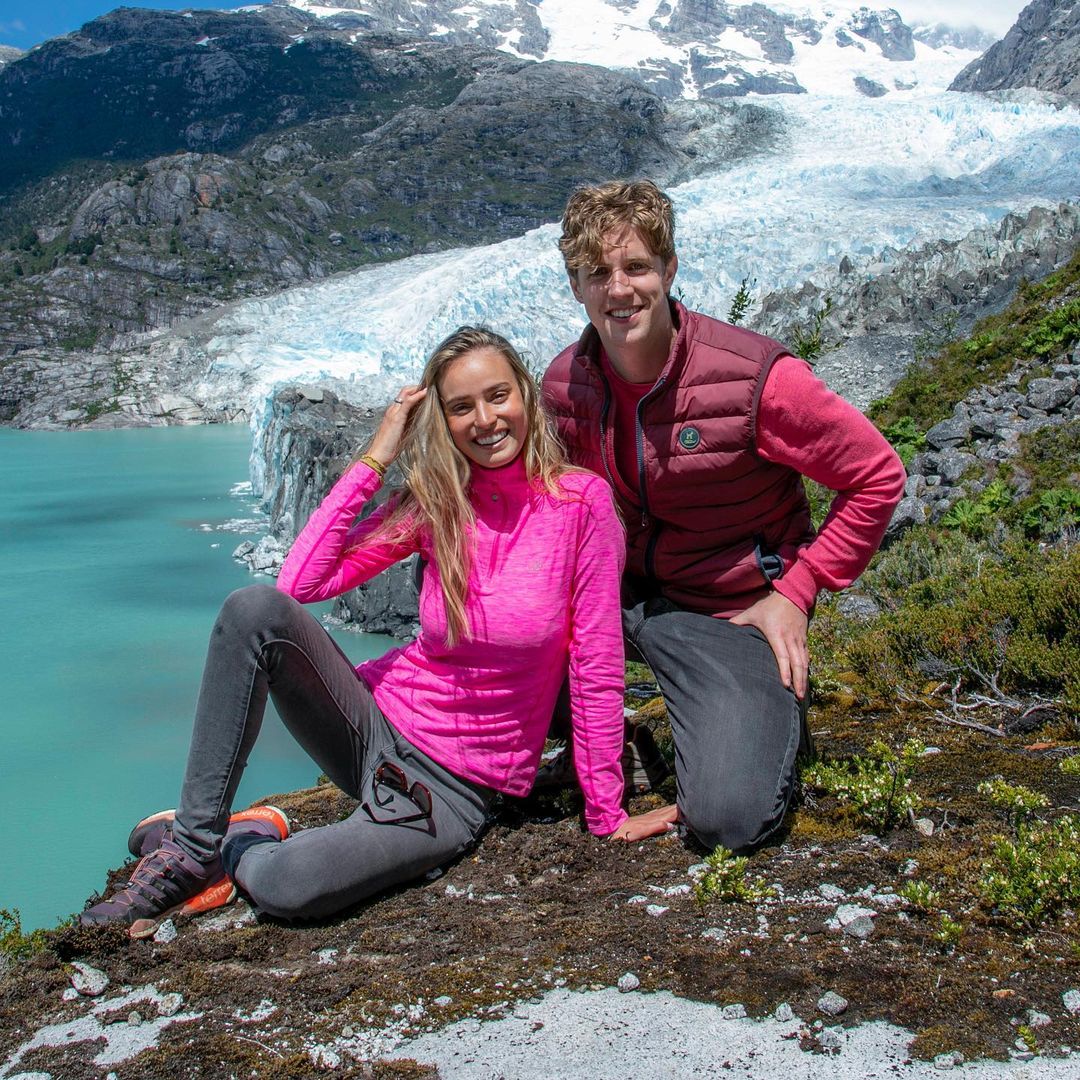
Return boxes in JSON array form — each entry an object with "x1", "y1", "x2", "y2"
[
  {"x1": 623, "y1": 589, "x2": 807, "y2": 852},
  {"x1": 173, "y1": 584, "x2": 494, "y2": 921}
]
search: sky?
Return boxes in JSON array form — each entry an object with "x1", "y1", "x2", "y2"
[{"x1": 0, "y1": 0, "x2": 1032, "y2": 52}]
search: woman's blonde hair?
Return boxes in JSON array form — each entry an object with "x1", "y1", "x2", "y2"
[
  {"x1": 369, "y1": 326, "x2": 571, "y2": 647},
  {"x1": 559, "y1": 179, "x2": 676, "y2": 273}
]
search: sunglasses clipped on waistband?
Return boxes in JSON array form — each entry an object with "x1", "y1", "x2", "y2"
[{"x1": 362, "y1": 761, "x2": 433, "y2": 825}]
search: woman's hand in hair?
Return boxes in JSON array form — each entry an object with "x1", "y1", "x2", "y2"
[
  {"x1": 365, "y1": 385, "x2": 427, "y2": 468},
  {"x1": 607, "y1": 803, "x2": 679, "y2": 842}
]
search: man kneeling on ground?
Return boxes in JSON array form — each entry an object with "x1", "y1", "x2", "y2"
[{"x1": 541, "y1": 179, "x2": 905, "y2": 849}]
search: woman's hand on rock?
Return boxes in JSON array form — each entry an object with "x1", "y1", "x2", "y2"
[
  {"x1": 366, "y1": 385, "x2": 427, "y2": 467},
  {"x1": 608, "y1": 803, "x2": 679, "y2": 842}
]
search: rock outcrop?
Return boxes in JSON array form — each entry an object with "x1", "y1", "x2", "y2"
[
  {"x1": 749, "y1": 202, "x2": 1080, "y2": 409},
  {"x1": 239, "y1": 385, "x2": 420, "y2": 639},
  {"x1": 949, "y1": 0, "x2": 1080, "y2": 100},
  {"x1": 885, "y1": 348, "x2": 1080, "y2": 542}
]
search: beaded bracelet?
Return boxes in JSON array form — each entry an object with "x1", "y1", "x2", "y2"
[{"x1": 358, "y1": 453, "x2": 387, "y2": 478}]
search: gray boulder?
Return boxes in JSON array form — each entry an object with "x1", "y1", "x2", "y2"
[
  {"x1": 853, "y1": 76, "x2": 888, "y2": 98},
  {"x1": 924, "y1": 416, "x2": 971, "y2": 449},
  {"x1": 1027, "y1": 376, "x2": 1076, "y2": 411},
  {"x1": 935, "y1": 448, "x2": 979, "y2": 484}
]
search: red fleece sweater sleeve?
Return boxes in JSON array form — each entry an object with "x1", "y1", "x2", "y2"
[{"x1": 755, "y1": 356, "x2": 906, "y2": 614}]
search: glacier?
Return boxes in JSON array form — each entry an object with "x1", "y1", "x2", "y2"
[{"x1": 177, "y1": 87, "x2": 1079, "y2": 494}]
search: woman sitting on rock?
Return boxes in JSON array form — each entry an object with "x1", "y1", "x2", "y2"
[{"x1": 82, "y1": 326, "x2": 638, "y2": 937}]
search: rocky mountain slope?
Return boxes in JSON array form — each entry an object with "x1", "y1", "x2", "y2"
[
  {"x1": 751, "y1": 201, "x2": 1080, "y2": 409},
  {"x1": 949, "y1": 0, "x2": 1080, "y2": 99},
  {"x1": 0, "y1": 6, "x2": 781, "y2": 361}
]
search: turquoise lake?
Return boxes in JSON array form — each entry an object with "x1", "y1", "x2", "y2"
[{"x1": 0, "y1": 424, "x2": 394, "y2": 931}]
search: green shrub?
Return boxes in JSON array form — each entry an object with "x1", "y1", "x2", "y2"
[
  {"x1": 790, "y1": 297, "x2": 834, "y2": 361},
  {"x1": 978, "y1": 814, "x2": 1080, "y2": 927},
  {"x1": 843, "y1": 539, "x2": 1080, "y2": 717},
  {"x1": 0, "y1": 908, "x2": 48, "y2": 962},
  {"x1": 1015, "y1": 420, "x2": 1080, "y2": 491},
  {"x1": 933, "y1": 913, "x2": 964, "y2": 953},
  {"x1": 802, "y1": 738, "x2": 924, "y2": 833},
  {"x1": 1020, "y1": 487, "x2": 1080, "y2": 537},
  {"x1": 879, "y1": 415, "x2": 925, "y2": 468},
  {"x1": 693, "y1": 847, "x2": 774, "y2": 905},
  {"x1": 1059, "y1": 755, "x2": 1080, "y2": 776},
  {"x1": 727, "y1": 275, "x2": 755, "y2": 326},
  {"x1": 1021, "y1": 297, "x2": 1080, "y2": 358},
  {"x1": 898, "y1": 880, "x2": 940, "y2": 911},
  {"x1": 940, "y1": 480, "x2": 1013, "y2": 536},
  {"x1": 977, "y1": 779, "x2": 1049, "y2": 828}
]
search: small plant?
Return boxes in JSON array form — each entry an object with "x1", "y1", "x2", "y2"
[
  {"x1": 790, "y1": 297, "x2": 834, "y2": 361},
  {"x1": 879, "y1": 415, "x2": 925, "y2": 468},
  {"x1": 978, "y1": 813, "x2": 1080, "y2": 927},
  {"x1": 1059, "y1": 755, "x2": 1080, "y2": 776},
  {"x1": 933, "y1": 913, "x2": 964, "y2": 953},
  {"x1": 693, "y1": 847, "x2": 774, "y2": 906},
  {"x1": 977, "y1": 778, "x2": 1049, "y2": 828},
  {"x1": 802, "y1": 738, "x2": 924, "y2": 834},
  {"x1": 940, "y1": 480, "x2": 1013, "y2": 536},
  {"x1": 898, "y1": 880, "x2": 940, "y2": 911},
  {"x1": 1017, "y1": 1024, "x2": 1039, "y2": 1055},
  {"x1": 0, "y1": 908, "x2": 48, "y2": 963},
  {"x1": 1020, "y1": 487, "x2": 1080, "y2": 537},
  {"x1": 727, "y1": 275, "x2": 755, "y2": 325}
]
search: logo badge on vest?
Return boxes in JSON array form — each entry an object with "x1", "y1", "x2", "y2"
[{"x1": 679, "y1": 426, "x2": 701, "y2": 451}]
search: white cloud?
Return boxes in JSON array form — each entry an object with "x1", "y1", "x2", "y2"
[{"x1": 895, "y1": 1, "x2": 1027, "y2": 38}]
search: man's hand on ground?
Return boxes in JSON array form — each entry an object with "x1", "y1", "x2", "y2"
[
  {"x1": 729, "y1": 591, "x2": 809, "y2": 699},
  {"x1": 608, "y1": 803, "x2": 679, "y2": 842}
]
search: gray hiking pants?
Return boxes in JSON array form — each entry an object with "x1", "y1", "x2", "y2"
[
  {"x1": 623, "y1": 588, "x2": 807, "y2": 853},
  {"x1": 172, "y1": 584, "x2": 494, "y2": 921}
]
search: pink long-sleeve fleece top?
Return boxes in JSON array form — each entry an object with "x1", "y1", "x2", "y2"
[{"x1": 276, "y1": 457, "x2": 629, "y2": 836}]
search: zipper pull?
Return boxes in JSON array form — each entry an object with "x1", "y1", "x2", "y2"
[{"x1": 641, "y1": 511, "x2": 648, "y2": 528}]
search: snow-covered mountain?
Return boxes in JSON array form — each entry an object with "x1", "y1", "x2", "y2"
[{"x1": 275, "y1": 0, "x2": 986, "y2": 98}]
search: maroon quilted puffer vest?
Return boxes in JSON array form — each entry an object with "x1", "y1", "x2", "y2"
[{"x1": 542, "y1": 301, "x2": 815, "y2": 617}]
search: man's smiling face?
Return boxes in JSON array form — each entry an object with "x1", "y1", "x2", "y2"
[{"x1": 569, "y1": 224, "x2": 678, "y2": 373}]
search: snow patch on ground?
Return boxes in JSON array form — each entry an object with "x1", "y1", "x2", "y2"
[{"x1": 384, "y1": 987, "x2": 1078, "y2": 1078}]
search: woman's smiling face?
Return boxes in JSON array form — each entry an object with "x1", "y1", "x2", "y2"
[{"x1": 437, "y1": 346, "x2": 527, "y2": 469}]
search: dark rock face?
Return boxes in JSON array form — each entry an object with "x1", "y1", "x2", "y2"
[
  {"x1": 854, "y1": 75, "x2": 888, "y2": 97},
  {"x1": 846, "y1": 8, "x2": 915, "y2": 61},
  {"x1": 949, "y1": 0, "x2": 1080, "y2": 99},
  {"x1": 0, "y1": 7, "x2": 480, "y2": 193},
  {"x1": 246, "y1": 386, "x2": 420, "y2": 639}
]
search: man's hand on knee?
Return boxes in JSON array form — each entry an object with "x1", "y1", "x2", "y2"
[{"x1": 729, "y1": 591, "x2": 809, "y2": 699}]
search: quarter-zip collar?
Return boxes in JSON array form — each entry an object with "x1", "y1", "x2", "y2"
[{"x1": 468, "y1": 453, "x2": 530, "y2": 510}]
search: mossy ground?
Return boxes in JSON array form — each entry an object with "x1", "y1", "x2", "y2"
[{"x1": 2, "y1": 690, "x2": 1078, "y2": 1076}]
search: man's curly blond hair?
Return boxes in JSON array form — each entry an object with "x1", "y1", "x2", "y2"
[{"x1": 558, "y1": 179, "x2": 676, "y2": 273}]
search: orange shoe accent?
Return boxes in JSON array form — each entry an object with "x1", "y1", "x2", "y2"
[
  {"x1": 229, "y1": 805, "x2": 290, "y2": 841},
  {"x1": 127, "y1": 878, "x2": 237, "y2": 939},
  {"x1": 180, "y1": 877, "x2": 237, "y2": 916}
]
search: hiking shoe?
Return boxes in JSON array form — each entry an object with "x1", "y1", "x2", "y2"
[
  {"x1": 127, "y1": 805, "x2": 291, "y2": 858},
  {"x1": 534, "y1": 724, "x2": 670, "y2": 796},
  {"x1": 622, "y1": 724, "x2": 670, "y2": 795},
  {"x1": 79, "y1": 837, "x2": 230, "y2": 936}
]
